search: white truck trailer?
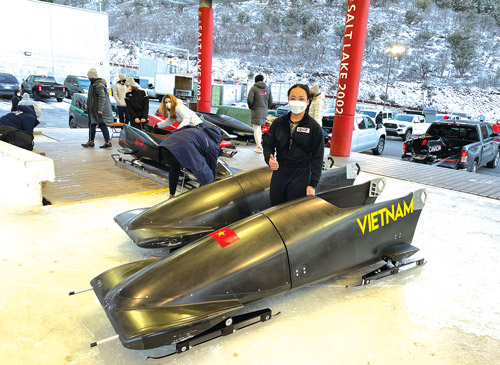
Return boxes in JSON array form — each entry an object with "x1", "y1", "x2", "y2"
[
  {"x1": 150, "y1": 74, "x2": 194, "y2": 101},
  {"x1": 0, "y1": 0, "x2": 110, "y2": 84}
]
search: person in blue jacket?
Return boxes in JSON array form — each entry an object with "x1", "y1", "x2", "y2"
[
  {"x1": 0, "y1": 104, "x2": 40, "y2": 134},
  {"x1": 158, "y1": 125, "x2": 222, "y2": 198}
]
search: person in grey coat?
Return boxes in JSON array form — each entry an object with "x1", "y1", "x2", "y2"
[
  {"x1": 82, "y1": 68, "x2": 113, "y2": 148},
  {"x1": 247, "y1": 74, "x2": 272, "y2": 153}
]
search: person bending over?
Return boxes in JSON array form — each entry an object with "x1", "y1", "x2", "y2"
[{"x1": 158, "y1": 125, "x2": 221, "y2": 198}]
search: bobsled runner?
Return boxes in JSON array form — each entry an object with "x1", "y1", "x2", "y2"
[
  {"x1": 114, "y1": 163, "x2": 362, "y2": 249},
  {"x1": 91, "y1": 187, "x2": 427, "y2": 352},
  {"x1": 116, "y1": 124, "x2": 233, "y2": 184}
]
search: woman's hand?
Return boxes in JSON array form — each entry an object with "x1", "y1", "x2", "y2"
[
  {"x1": 306, "y1": 186, "x2": 315, "y2": 196},
  {"x1": 140, "y1": 118, "x2": 146, "y2": 123},
  {"x1": 135, "y1": 118, "x2": 140, "y2": 123},
  {"x1": 269, "y1": 154, "x2": 279, "y2": 170}
]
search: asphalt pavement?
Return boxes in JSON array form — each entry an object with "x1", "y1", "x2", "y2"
[{"x1": 1, "y1": 97, "x2": 499, "y2": 176}]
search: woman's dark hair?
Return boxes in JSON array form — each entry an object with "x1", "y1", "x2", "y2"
[
  {"x1": 287, "y1": 84, "x2": 311, "y2": 100},
  {"x1": 255, "y1": 74, "x2": 264, "y2": 82}
]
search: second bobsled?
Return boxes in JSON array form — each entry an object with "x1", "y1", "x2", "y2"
[
  {"x1": 117, "y1": 124, "x2": 233, "y2": 181},
  {"x1": 114, "y1": 163, "x2": 362, "y2": 249}
]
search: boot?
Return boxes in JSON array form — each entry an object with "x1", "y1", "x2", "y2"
[
  {"x1": 81, "y1": 140, "x2": 94, "y2": 148},
  {"x1": 99, "y1": 140, "x2": 112, "y2": 148}
]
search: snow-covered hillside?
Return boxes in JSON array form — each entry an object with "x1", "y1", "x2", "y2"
[{"x1": 60, "y1": 0, "x2": 500, "y2": 121}]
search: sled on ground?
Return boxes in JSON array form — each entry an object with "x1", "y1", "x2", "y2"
[
  {"x1": 114, "y1": 163, "x2": 362, "y2": 249},
  {"x1": 91, "y1": 186, "x2": 427, "y2": 353},
  {"x1": 114, "y1": 124, "x2": 234, "y2": 189}
]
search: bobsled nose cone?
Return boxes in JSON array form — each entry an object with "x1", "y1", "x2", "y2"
[{"x1": 114, "y1": 208, "x2": 148, "y2": 230}]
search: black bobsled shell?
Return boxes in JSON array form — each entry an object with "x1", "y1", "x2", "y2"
[
  {"x1": 95, "y1": 213, "x2": 289, "y2": 349},
  {"x1": 92, "y1": 257, "x2": 162, "y2": 304},
  {"x1": 94, "y1": 188, "x2": 426, "y2": 350},
  {"x1": 113, "y1": 300, "x2": 244, "y2": 350},
  {"x1": 197, "y1": 112, "x2": 254, "y2": 136},
  {"x1": 118, "y1": 124, "x2": 233, "y2": 180},
  {"x1": 114, "y1": 164, "x2": 360, "y2": 249},
  {"x1": 266, "y1": 190, "x2": 424, "y2": 289},
  {"x1": 120, "y1": 169, "x2": 255, "y2": 246},
  {"x1": 317, "y1": 178, "x2": 384, "y2": 208}
]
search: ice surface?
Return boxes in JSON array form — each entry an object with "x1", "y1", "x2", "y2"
[{"x1": 0, "y1": 172, "x2": 499, "y2": 364}]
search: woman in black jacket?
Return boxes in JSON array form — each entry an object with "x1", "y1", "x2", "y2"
[
  {"x1": 124, "y1": 77, "x2": 149, "y2": 129},
  {"x1": 262, "y1": 84, "x2": 325, "y2": 206}
]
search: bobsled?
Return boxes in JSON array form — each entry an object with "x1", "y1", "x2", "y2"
[
  {"x1": 147, "y1": 112, "x2": 235, "y2": 149},
  {"x1": 196, "y1": 111, "x2": 254, "y2": 138},
  {"x1": 117, "y1": 124, "x2": 233, "y2": 180},
  {"x1": 114, "y1": 163, "x2": 361, "y2": 249},
  {"x1": 91, "y1": 186, "x2": 427, "y2": 352}
]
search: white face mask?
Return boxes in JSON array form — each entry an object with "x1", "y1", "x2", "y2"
[
  {"x1": 288, "y1": 100, "x2": 308, "y2": 114},
  {"x1": 166, "y1": 102, "x2": 171, "y2": 109}
]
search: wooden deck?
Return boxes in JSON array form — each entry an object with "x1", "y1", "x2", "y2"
[
  {"x1": 332, "y1": 153, "x2": 500, "y2": 200},
  {"x1": 38, "y1": 129, "x2": 167, "y2": 205},
  {"x1": 35, "y1": 128, "x2": 500, "y2": 205}
]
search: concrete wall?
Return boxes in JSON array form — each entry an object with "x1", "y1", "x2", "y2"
[
  {"x1": 0, "y1": 0, "x2": 110, "y2": 84},
  {"x1": 0, "y1": 141, "x2": 55, "y2": 207}
]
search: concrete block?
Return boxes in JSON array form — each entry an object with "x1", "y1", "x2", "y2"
[{"x1": 0, "y1": 141, "x2": 55, "y2": 207}]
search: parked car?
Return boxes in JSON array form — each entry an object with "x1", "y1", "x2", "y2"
[
  {"x1": 276, "y1": 106, "x2": 290, "y2": 117},
  {"x1": 321, "y1": 108, "x2": 335, "y2": 133},
  {"x1": 360, "y1": 109, "x2": 394, "y2": 122},
  {"x1": 0, "y1": 72, "x2": 20, "y2": 98},
  {"x1": 384, "y1": 114, "x2": 429, "y2": 141},
  {"x1": 327, "y1": 114, "x2": 386, "y2": 155},
  {"x1": 21, "y1": 75, "x2": 65, "y2": 102},
  {"x1": 230, "y1": 99, "x2": 248, "y2": 108},
  {"x1": 64, "y1": 75, "x2": 90, "y2": 99},
  {"x1": 402, "y1": 120, "x2": 499, "y2": 172},
  {"x1": 68, "y1": 93, "x2": 117, "y2": 128}
]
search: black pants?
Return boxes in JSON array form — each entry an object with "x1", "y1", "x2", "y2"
[
  {"x1": 89, "y1": 123, "x2": 110, "y2": 142},
  {"x1": 161, "y1": 148, "x2": 182, "y2": 195},
  {"x1": 117, "y1": 105, "x2": 127, "y2": 124},
  {"x1": 270, "y1": 166, "x2": 311, "y2": 206}
]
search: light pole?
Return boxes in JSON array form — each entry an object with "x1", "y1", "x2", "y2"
[{"x1": 383, "y1": 44, "x2": 406, "y2": 110}]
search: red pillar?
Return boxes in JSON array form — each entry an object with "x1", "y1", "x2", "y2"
[
  {"x1": 330, "y1": 0, "x2": 370, "y2": 157},
  {"x1": 196, "y1": 3, "x2": 213, "y2": 113}
]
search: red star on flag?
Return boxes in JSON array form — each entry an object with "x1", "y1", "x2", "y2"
[{"x1": 208, "y1": 227, "x2": 240, "y2": 248}]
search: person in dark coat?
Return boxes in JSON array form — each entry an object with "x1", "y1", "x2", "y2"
[
  {"x1": 247, "y1": 74, "x2": 272, "y2": 154},
  {"x1": 11, "y1": 90, "x2": 22, "y2": 112},
  {"x1": 262, "y1": 84, "x2": 324, "y2": 207},
  {"x1": 158, "y1": 125, "x2": 222, "y2": 198},
  {"x1": 125, "y1": 77, "x2": 149, "y2": 130},
  {"x1": 0, "y1": 104, "x2": 39, "y2": 134},
  {"x1": 82, "y1": 68, "x2": 113, "y2": 148},
  {"x1": 375, "y1": 112, "x2": 383, "y2": 125}
]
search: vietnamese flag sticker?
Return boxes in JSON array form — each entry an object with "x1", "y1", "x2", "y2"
[{"x1": 208, "y1": 227, "x2": 240, "y2": 248}]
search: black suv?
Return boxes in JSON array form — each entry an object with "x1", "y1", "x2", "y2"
[
  {"x1": 64, "y1": 75, "x2": 90, "y2": 99},
  {"x1": 0, "y1": 72, "x2": 20, "y2": 98}
]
